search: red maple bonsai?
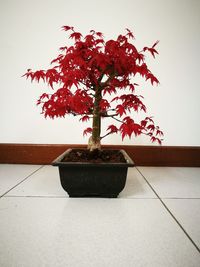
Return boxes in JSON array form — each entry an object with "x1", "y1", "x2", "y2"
[{"x1": 23, "y1": 26, "x2": 163, "y2": 151}]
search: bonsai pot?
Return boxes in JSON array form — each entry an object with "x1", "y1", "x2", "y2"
[{"x1": 52, "y1": 149, "x2": 134, "y2": 198}]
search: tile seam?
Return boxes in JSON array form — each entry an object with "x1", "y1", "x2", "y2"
[
  {"x1": 2, "y1": 195, "x2": 159, "y2": 199},
  {"x1": 135, "y1": 166, "x2": 200, "y2": 254},
  {"x1": 0, "y1": 165, "x2": 44, "y2": 199}
]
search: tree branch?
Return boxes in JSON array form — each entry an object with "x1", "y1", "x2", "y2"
[
  {"x1": 112, "y1": 116, "x2": 124, "y2": 124},
  {"x1": 100, "y1": 131, "x2": 114, "y2": 140},
  {"x1": 101, "y1": 113, "x2": 118, "y2": 118},
  {"x1": 100, "y1": 72, "x2": 116, "y2": 88}
]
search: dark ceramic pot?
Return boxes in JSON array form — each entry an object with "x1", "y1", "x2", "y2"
[{"x1": 52, "y1": 149, "x2": 134, "y2": 198}]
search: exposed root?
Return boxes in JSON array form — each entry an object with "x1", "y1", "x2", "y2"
[{"x1": 87, "y1": 136, "x2": 101, "y2": 151}]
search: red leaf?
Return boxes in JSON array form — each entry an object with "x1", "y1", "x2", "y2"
[
  {"x1": 96, "y1": 32, "x2": 103, "y2": 37},
  {"x1": 148, "y1": 48, "x2": 159, "y2": 58},
  {"x1": 156, "y1": 129, "x2": 164, "y2": 136},
  {"x1": 107, "y1": 125, "x2": 118, "y2": 133},
  {"x1": 103, "y1": 86, "x2": 117, "y2": 96},
  {"x1": 95, "y1": 39, "x2": 104, "y2": 45},
  {"x1": 22, "y1": 69, "x2": 33, "y2": 80},
  {"x1": 136, "y1": 53, "x2": 145, "y2": 63},
  {"x1": 40, "y1": 93, "x2": 49, "y2": 100},
  {"x1": 70, "y1": 32, "x2": 82, "y2": 41},
  {"x1": 62, "y1": 26, "x2": 74, "y2": 32},
  {"x1": 37, "y1": 93, "x2": 49, "y2": 106},
  {"x1": 80, "y1": 115, "x2": 90, "y2": 122},
  {"x1": 151, "y1": 136, "x2": 156, "y2": 143},
  {"x1": 125, "y1": 28, "x2": 135, "y2": 39},
  {"x1": 141, "y1": 120, "x2": 147, "y2": 127},
  {"x1": 147, "y1": 124, "x2": 155, "y2": 132},
  {"x1": 152, "y1": 40, "x2": 159, "y2": 48},
  {"x1": 83, "y1": 127, "x2": 92, "y2": 136},
  {"x1": 146, "y1": 73, "x2": 159, "y2": 85},
  {"x1": 45, "y1": 68, "x2": 59, "y2": 88},
  {"x1": 151, "y1": 136, "x2": 162, "y2": 145},
  {"x1": 119, "y1": 117, "x2": 142, "y2": 140},
  {"x1": 116, "y1": 105, "x2": 126, "y2": 116},
  {"x1": 145, "y1": 116, "x2": 154, "y2": 123},
  {"x1": 84, "y1": 34, "x2": 95, "y2": 44},
  {"x1": 32, "y1": 70, "x2": 45, "y2": 82},
  {"x1": 143, "y1": 41, "x2": 159, "y2": 58},
  {"x1": 100, "y1": 99, "x2": 110, "y2": 111},
  {"x1": 71, "y1": 89, "x2": 93, "y2": 114},
  {"x1": 111, "y1": 96, "x2": 119, "y2": 102},
  {"x1": 129, "y1": 84, "x2": 135, "y2": 92},
  {"x1": 157, "y1": 138, "x2": 162, "y2": 145},
  {"x1": 59, "y1": 46, "x2": 68, "y2": 51},
  {"x1": 51, "y1": 54, "x2": 63, "y2": 65}
]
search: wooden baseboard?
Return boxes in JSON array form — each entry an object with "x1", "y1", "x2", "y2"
[{"x1": 0, "y1": 143, "x2": 199, "y2": 166}]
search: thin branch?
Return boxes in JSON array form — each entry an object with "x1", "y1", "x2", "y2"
[
  {"x1": 106, "y1": 108, "x2": 116, "y2": 112},
  {"x1": 112, "y1": 116, "x2": 124, "y2": 124},
  {"x1": 78, "y1": 80, "x2": 96, "y2": 92},
  {"x1": 101, "y1": 113, "x2": 118, "y2": 118},
  {"x1": 97, "y1": 71, "x2": 105, "y2": 83},
  {"x1": 100, "y1": 131, "x2": 113, "y2": 140},
  {"x1": 88, "y1": 93, "x2": 95, "y2": 97},
  {"x1": 100, "y1": 112, "x2": 124, "y2": 123},
  {"x1": 69, "y1": 110, "x2": 94, "y2": 117},
  {"x1": 100, "y1": 72, "x2": 116, "y2": 88},
  {"x1": 78, "y1": 80, "x2": 87, "y2": 87},
  {"x1": 97, "y1": 66, "x2": 111, "y2": 84}
]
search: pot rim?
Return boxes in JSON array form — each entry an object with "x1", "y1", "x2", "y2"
[{"x1": 52, "y1": 148, "x2": 134, "y2": 167}]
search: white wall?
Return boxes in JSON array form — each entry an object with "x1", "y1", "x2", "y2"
[{"x1": 0, "y1": 0, "x2": 200, "y2": 146}]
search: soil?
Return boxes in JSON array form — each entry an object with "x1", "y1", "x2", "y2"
[{"x1": 62, "y1": 149, "x2": 126, "y2": 163}]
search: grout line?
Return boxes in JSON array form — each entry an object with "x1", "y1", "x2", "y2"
[
  {"x1": 136, "y1": 166, "x2": 200, "y2": 254},
  {"x1": 3, "y1": 195, "x2": 158, "y2": 199},
  {"x1": 0, "y1": 165, "x2": 44, "y2": 199},
  {"x1": 158, "y1": 197, "x2": 200, "y2": 200},
  {"x1": 3, "y1": 195, "x2": 68, "y2": 198},
  {"x1": 3, "y1": 195, "x2": 200, "y2": 200}
]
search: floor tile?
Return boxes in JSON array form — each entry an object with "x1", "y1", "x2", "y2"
[
  {"x1": 120, "y1": 167, "x2": 157, "y2": 198},
  {"x1": 5, "y1": 165, "x2": 66, "y2": 197},
  {"x1": 163, "y1": 199, "x2": 200, "y2": 248},
  {"x1": 138, "y1": 167, "x2": 200, "y2": 198},
  {"x1": 0, "y1": 198, "x2": 199, "y2": 267},
  {"x1": 0, "y1": 164, "x2": 42, "y2": 196},
  {"x1": 6, "y1": 166, "x2": 156, "y2": 199}
]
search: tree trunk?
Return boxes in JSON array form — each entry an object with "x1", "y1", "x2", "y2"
[{"x1": 88, "y1": 86, "x2": 102, "y2": 151}]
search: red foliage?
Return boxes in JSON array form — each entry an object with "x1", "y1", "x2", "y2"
[
  {"x1": 107, "y1": 125, "x2": 118, "y2": 134},
  {"x1": 23, "y1": 26, "x2": 163, "y2": 144},
  {"x1": 120, "y1": 117, "x2": 143, "y2": 140}
]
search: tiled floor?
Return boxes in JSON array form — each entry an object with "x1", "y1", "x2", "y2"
[{"x1": 0, "y1": 165, "x2": 200, "y2": 267}]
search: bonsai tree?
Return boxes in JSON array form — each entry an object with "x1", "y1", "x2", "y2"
[{"x1": 23, "y1": 26, "x2": 163, "y2": 151}]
